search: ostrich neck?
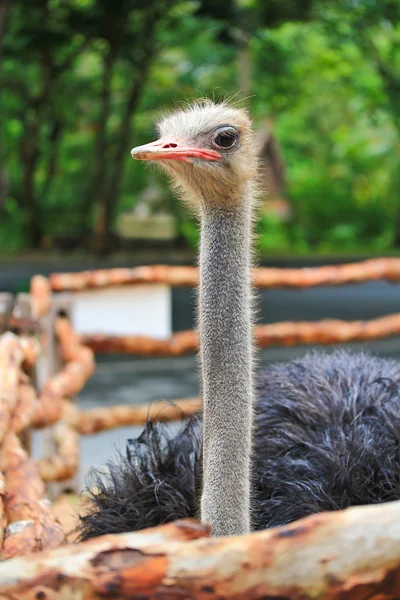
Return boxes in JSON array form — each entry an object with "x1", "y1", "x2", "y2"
[{"x1": 199, "y1": 193, "x2": 254, "y2": 536}]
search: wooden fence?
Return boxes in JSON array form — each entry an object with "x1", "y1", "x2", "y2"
[
  {"x1": 47, "y1": 258, "x2": 400, "y2": 355},
  {"x1": 0, "y1": 258, "x2": 399, "y2": 597}
]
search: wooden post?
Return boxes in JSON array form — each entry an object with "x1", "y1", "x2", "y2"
[
  {"x1": 13, "y1": 294, "x2": 34, "y2": 454},
  {"x1": 35, "y1": 293, "x2": 81, "y2": 498},
  {"x1": 0, "y1": 293, "x2": 13, "y2": 333}
]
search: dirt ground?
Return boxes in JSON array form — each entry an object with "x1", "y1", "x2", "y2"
[{"x1": 51, "y1": 493, "x2": 87, "y2": 542}]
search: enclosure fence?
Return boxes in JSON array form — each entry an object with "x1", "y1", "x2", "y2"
[{"x1": 0, "y1": 258, "x2": 400, "y2": 597}]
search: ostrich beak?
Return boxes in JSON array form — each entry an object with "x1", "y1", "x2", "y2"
[{"x1": 131, "y1": 138, "x2": 221, "y2": 163}]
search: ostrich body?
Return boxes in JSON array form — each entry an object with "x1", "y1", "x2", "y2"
[{"x1": 79, "y1": 102, "x2": 400, "y2": 540}]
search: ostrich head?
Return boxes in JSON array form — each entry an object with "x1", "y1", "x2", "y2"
[{"x1": 131, "y1": 100, "x2": 258, "y2": 208}]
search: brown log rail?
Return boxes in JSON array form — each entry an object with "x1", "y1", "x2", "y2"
[
  {"x1": 0, "y1": 314, "x2": 95, "y2": 557},
  {"x1": 49, "y1": 257, "x2": 400, "y2": 290},
  {"x1": 30, "y1": 274, "x2": 52, "y2": 319},
  {"x1": 2, "y1": 503, "x2": 400, "y2": 598},
  {"x1": 80, "y1": 312, "x2": 400, "y2": 355},
  {"x1": 0, "y1": 257, "x2": 398, "y2": 596},
  {"x1": 0, "y1": 334, "x2": 65, "y2": 559},
  {"x1": 32, "y1": 317, "x2": 95, "y2": 430},
  {"x1": 0, "y1": 431, "x2": 64, "y2": 559},
  {"x1": 23, "y1": 259, "x2": 400, "y2": 439},
  {"x1": 67, "y1": 396, "x2": 201, "y2": 435},
  {"x1": 43, "y1": 258, "x2": 400, "y2": 356}
]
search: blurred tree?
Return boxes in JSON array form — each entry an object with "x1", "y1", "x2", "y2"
[
  {"x1": 0, "y1": 0, "x2": 11, "y2": 209},
  {"x1": 74, "y1": 0, "x2": 179, "y2": 253},
  {"x1": 1, "y1": 0, "x2": 400, "y2": 255},
  {"x1": 318, "y1": 0, "x2": 400, "y2": 244},
  {"x1": 197, "y1": 0, "x2": 313, "y2": 97},
  {"x1": 2, "y1": 0, "x2": 89, "y2": 246},
  {"x1": 2, "y1": 0, "x2": 182, "y2": 251},
  {"x1": 0, "y1": 0, "x2": 10, "y2": 58}
]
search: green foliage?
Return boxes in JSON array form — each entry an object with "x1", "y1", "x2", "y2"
[
  {"x1": 251, "y1": 15, "x2": 400, "y2": 254},
  {"x1": 0, "y1": 197, "x2": 27, "y2": 252},
  {"x1": 1, "y1": 0, "x2": 400, "y2": 254}
]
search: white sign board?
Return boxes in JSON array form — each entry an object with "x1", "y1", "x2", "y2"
[{"x1": 71, "y1": 284, "x2": 171, "y2": 339}]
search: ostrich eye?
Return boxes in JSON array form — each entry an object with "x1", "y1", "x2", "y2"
[{"x1": 212, "y1": 127, "x2": 238, "y2": 149}]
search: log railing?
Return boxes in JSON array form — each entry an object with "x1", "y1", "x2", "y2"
[
  {"x1": 0, "y1": 289, "x2": 95, "y2": 559},
  {"x1": 49, "y1": 258, "x2": 400, "y2": 290},
  {"x1": 0, "y1": 258, "x2": 398, "y2": 596},
  {"x1": 0, "y1": 333, "x2": 64, "y2": 559},
  {"x1": 39, "y1": 258, "x2": 400, "y2": 356},
  {"x1": 81, "y1": 313, "x2": 400, "y2": 355},
  {"x1": 2, "y1": 503, "x2": 400, "y2": 598}
]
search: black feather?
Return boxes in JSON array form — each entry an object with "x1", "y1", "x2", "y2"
[
  {"x1": 78, "y1": 350, "x2": 400, "y2": 539},
  {"x1": 78, "y1": 417, "x2": 202, "y2": 539}
]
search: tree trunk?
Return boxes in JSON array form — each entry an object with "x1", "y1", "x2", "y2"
[
  {"x1": 235, "y1": 0, "x2": 253, "y2": 100},
  {"x1": 237, "y1": 34, "x2": 251, "y2": 99},
  {"x1": 394, "y1": 202, "x2": 400, "y2": 247},
  {"x1": 19, "y1": 29, "x2": 55, "y2": 247},
  {"x1": 41, "y1": 118, "x2": 62, "y2": 203},
  {"x1": 21, "y1": 129, "x2": 42, "y2": 247},
  {"x1": 94, "y1": 57, "x2": 153, "y2": 254},
  {"x1": 81, "y1": 48, "x2": 115, "y2": 239},
  {"x1": 0, "y1": 0, "x2": 10, "y2": 56},
  {"x1": 0, "y1": 0, "x2": 11, "y2": 207},
  {"x1": 91, "y1": 1, "x2": 169, "y2": 254}
]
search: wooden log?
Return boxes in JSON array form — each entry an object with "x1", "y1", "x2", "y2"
[
  {"x1": 32, "y1": 319, "x2": 94, "y2": 430},
  {"x1": 0, "y1": 473, "x2": 6, "y2": 553},
  {"x1": 54, "y1": 315, "x2": 77, "y2": 348},
  {"x1": 30, "y1": 275, "x2": 51, "y2": 319},
  {"x1": 0, "y1": 293, "x2": 13, "y2": 334},
  {"x1": 0, "y1": 432, "x2": 64, "y2": 559},
  {"x1": 6, "y1": 315, "x2": 41, "y2": 334},
  {"x1": 49, "y1": 258, "x2": 400, "y2": 291},
  {"x1": 81, "y1": 312, "x2": 400, "y2": 355},
  {"x1": 255, "y1": 312, "x2": 400, "y2": 346},
  {"x1": 2, "y1": 503, "x2": 400, "y2": 597},
  {"x1": 68, "y1": 397, "x2": 202, "y2": 435},
  {"x1": 50, "y1": 264, "x2": 199, "y2": 291},
  {"x1": 0, "y1": 334, "x2": 26, "y2": 550},
  {"x1": 0, "y1": 433, "x2": 46, "y2": 519},
  {"x1": 11, "y1": 383, "x2": 36, "y2": 434},
  {"x1": 0, "y1": 334, "x2": 24, "y2": 442},
  {"x1": 19, "y1": 336, "x2": 41, "y2": 370},
  {"x1": 81, "y1": 329, "x2": 197, "y2": 355},
  {"x1": 38, "y1": 315, "x2": 84, "y2": 492},
  {"x1": 33, "y1": 354, "x2": 95, "y2": 429},
  {"x1": 39, "y1": 317, "x2": 95, "y2": 397},
  {"x1": 41, "y1": 359, "x2": 93, "y2": 398},
  {"x1": 55, "y1": 316, "x2": 94, "y2": 366},
  {"x1": 32, "y1": 390, "x2": 64, "y2": 429},
  {"x1": 37, "y1": 422, "x2": 79, "y2": 482}
]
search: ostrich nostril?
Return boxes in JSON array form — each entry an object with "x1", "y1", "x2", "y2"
[{"x1": 162, "y1": 142, "x2": 178, "y2": 149}]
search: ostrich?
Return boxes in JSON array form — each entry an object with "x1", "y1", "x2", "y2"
[{"x1": 79, "y1": 100, "x2": 400, "y2": 539}]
